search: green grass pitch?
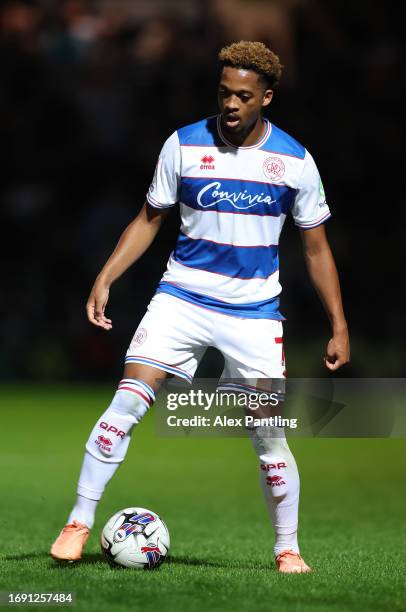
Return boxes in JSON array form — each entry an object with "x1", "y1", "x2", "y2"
[{"x1": 0, "y1": 385, "x2": 405, "y2": 612}]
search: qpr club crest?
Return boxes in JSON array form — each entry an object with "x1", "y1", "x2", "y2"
[
  {"x1": 134, "y1": 327, "x2": 147, "y2": 345},
  {"x1": 263, "y1": 156, "x2": 285, "y2": 181}
]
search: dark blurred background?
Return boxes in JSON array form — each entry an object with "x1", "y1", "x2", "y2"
[{"x1": 0, "y1": 0, "x2": 404, "y2": 382}]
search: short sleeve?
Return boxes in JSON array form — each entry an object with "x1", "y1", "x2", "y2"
[
  {"x1": 147, "y1": 131, "x2": 181, "y2": 209},
  {"x1": 291, "y1": 150, "x2": 331, "y2": 229}
]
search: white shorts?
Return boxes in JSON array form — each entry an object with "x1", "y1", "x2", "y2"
[{"x1": 125, "y1": 292, "x2": 285, "y2": 383}]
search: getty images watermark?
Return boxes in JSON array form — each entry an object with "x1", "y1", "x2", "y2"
[
  {"x1": 165, "y1": 389, "x2": 298, "y2": 429},
  {"x1": 156, "y1": 378, "x2": 406, "y2": 438}
]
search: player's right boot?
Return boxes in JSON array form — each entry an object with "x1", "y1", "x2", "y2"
[
  {"x1": 275, "y1": 550, "x2": 312, "y2": 573},
  {"x1": 50, "y1": 520, "x2": 90, "y2": 562}
]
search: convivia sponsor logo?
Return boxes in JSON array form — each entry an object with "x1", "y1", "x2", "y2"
[{"x1": 197, "y1": 181, "x2": 277, "y2": 210}]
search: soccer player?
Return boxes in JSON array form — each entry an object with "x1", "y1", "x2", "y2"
[{"x1": 51, "y1": 41, "x2": 349, "y2": 572}]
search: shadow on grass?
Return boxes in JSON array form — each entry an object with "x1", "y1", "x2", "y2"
[
  {"x1": 4, "y1": 552, "x2": 274, "y2": 572},
  {"x1": 166, "y1": 556, "x2": 273, "y2": 571},
  {"x1": 3, "y1": 552, "x2": 103, "y2": 566},
  {"x1": 4, "y1": 553, "x2": 47, "y2": 561}
]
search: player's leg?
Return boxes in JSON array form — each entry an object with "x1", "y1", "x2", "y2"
[
  {"x1": 247, "y1": 420, "x2": 310, "y2": 572},
  {"x1": 51, "y1": 292, "x2": 210, "y2": 561},
  {"x1": 67, "y1": 363, "x2": 168, "y2": 527},
  {"x1": 50, "y1": 363, "x2": 168, "y2": 562},
  {"x1": 216, "y1": 317, "x2": 310, "y2": 573}
]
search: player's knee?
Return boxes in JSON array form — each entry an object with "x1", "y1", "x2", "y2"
[
  {"x1": 85, "y1": 378, "x2": 156, "y2": 462},
  {"x1": 110, "y1": 378, "x2": 156, "y2": 424},
  {"x1": 248, "y1": 425, "x2": 289, "y2": 457}
]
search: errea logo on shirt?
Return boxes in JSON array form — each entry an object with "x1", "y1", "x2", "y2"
[{"x1": 200, "y1": 155, "x2": 215, "y2": 170}]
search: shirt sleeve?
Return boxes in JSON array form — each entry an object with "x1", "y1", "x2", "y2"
[
  {"x1": 146, "y1": 131, "x2": 181, "y2": 209},
  {"x1": 291, "y1": 150, "x2": 331, "y2": 229}
]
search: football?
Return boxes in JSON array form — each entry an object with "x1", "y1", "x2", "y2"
[{"x1": 101, "y1": 507, "x2": 170, "y2": 569}]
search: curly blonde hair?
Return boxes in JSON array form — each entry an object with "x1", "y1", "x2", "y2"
[{"x1": 218, "y1": 41, "x2": 283, "y2": 88}]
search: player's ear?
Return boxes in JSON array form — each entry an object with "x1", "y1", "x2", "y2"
[{"x1": 262, "y1": 89, "x2": 273, "y2": 108}]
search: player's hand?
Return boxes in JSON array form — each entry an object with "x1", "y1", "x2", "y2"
[
  {"x1": 86, "y1": 280, "x2": 113, "y2": 330},
  {"x1": 324, "y1": 327, "x2": 350, "y2": 371}
]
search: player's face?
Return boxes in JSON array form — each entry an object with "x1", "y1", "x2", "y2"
[{"x1": 218, "y1": 67, "x2": 273, "y2": 137}]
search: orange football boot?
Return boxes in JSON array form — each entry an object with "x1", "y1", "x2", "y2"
[
  {"x1": 275, "y1": 550, "x2": 312, "y2": 573},
  {"x1": 50, "y1": 520, "x2": 90, "y2": 562}
]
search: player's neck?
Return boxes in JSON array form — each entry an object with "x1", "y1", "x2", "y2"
[{"x1": 222, "y1": 116, "x2": 266, "y2": 148}]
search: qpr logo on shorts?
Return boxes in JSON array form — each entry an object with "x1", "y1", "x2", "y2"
[
  {"x1": 263, "y1": 156, "x2": 285, "y2": 181},
  {"x1": 134, "y1": 327, "x2": 147, "y2": 345}
]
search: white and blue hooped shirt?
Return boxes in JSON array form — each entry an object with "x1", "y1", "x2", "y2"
[{"x1": 147, "y1": 115, "x2": 331, "y2": 319}]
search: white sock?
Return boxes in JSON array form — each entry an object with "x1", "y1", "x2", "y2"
[
  {"x1": 248, "y1": 426, "x2": 300, "y2": 556},
  {"x1": 68, "y1": 451, "x2": 120, "y2": 529},
  {"x1": 274, "y1": 532, "x2": 299, "y2": 556},
  {"x1": 68, "y1": 495, "x2": 98, "y2": 529},
  {"x1": 259, "y1": 449, "x2": 300, "y2": 556},
  {"x1": 68, "y1": 379, "x2": 156, "y2": 529}
]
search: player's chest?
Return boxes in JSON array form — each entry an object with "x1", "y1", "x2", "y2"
[{"x1": 179, "y1": 148, "x2": 297, "y2": 214}]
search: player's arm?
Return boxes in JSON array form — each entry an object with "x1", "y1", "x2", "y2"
[
  {"x1": 86, "y1": 204, "x2": 170, "y2": 330},
  {"x1": 300, "y1": 224, "x2": 350, "y2": 370},
  {"x1": 87, "y1": 130, "x2": 181, "y2": 330}
]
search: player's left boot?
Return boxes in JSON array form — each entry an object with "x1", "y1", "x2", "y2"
[
  {"x1": 50, "y1": 520, "x2": 90, "y2": 562},
  {"x1": 275, "y1": 550, "x2": 312, "y2": 573}
]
